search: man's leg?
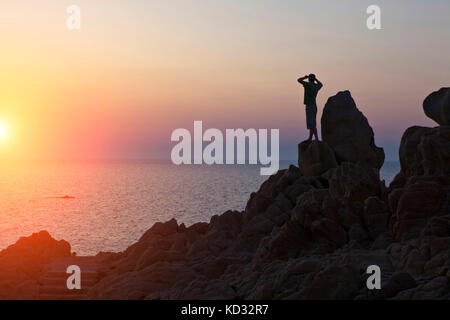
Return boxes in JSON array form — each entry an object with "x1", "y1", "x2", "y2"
[
  {"x1": 312, "y1": 105, "x2": 318, "y2": 141},
  {"x1": 307, "y1": 129, "x2": 313, "y2": 141}
]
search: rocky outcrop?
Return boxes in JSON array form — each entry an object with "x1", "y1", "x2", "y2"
[
  {"x1": 298, "y1": 141, "x2": 337, "y2": 176},
  {"x1": 0, "y1": 231, "x2": 71, "y2": 299},
  {"x1": 321, "y1": 91, "x2": 385, "y2": 170},
  {"x1": 1, "y1": 88, "x2": 449, "y2": 300},
  {"x1": 423, "y1": 88, "x2": 450, "y2": 126},
  {"x1": 388, "y1": 123, "x2": 449, "y2": 242},
  {"x1": 396, "y1": 126, "x2": 450, "y2": 179},
  {"x1": 381, "y1": 88, "x2": 450, "y2": 300},
  {"x1": 86, "y1": 155, "x2": 396, "y2": 300}
]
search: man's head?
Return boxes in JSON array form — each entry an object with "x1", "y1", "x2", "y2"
[{"x1": 308, "y1": 74, "x2": 316, "y2": 82}]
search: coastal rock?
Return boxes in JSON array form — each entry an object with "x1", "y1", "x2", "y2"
[
  {"x1": 0, "y1": 231, "x2": 71, "y2": 299},
  {"x1": 389, "y1": 123, "x2": 450, "y2": 241},
  {"x1": 395, "y1": 126, "x2": 450, "y2": 180},
  {"x1": 298, "y1": 140, "x2": 337, "y2": 176},
  {"x1": 304, "y1": 264, "x2": 361, "y2": 300},
  {"x1": 325, "y1": 162, "x2": 382, "y2": 204},
  {"x1": 397, "y1": 126, "x2": 434, "y2": 178},
  {"x1": 292, "y1": 189, "x2": 347, "y2": 249},
  {"x1": 423, "y1": 87, "x2": 450, "y2": 126},
  {"x1": 244, "y1": 166, "x2": 302, "y2": 219},
  {"x1": 410, "y1": 277, "x2": 449, "y2": 299},
  {"x1": 321, "y1": 91, "x2": 385, "y2": 169},
  {"x1": 363, "y1": 197, "x2": 389, "y2": 238},
  {"x1": 376, "y1": 272, "x2": 417, "y2": 299},
  {"x1": 389, "y1": 176, "x2": 447, "y2": 241}
]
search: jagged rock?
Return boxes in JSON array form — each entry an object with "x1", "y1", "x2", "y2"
[
  {"x1": 413, "y1": 126, "x2": 450, "y2": 177},
  {"x1": 388, "y1": 121, "x2": 450, "y2": 243},
  {"x1": 252, "y1": 220, "x2": 308, "y2": 262},
  {"x1": 421, "y1": 215, "x2": 450, "y2": 238},
  {"x1": 363, "y1": 197, "x2": 389, "y2": 238},
  {"x1": 244, "y1": 166, "x2": 302, "y2": 220},
  {"x1": 395, "y1": 126, "x2": 450, "y2": 180},
  {"x1": 292, "y1": 189, "x2": 347, "y2": 248},
  {"x1": 397, "y1": 126, "x2": 433, "y2": 178},
  {"x1": 321, "y1": 91, "x2": 385, "y2": 169},
  {"x1": 0, "y1": 231, "x2": 71, "y2": 299},
  {"x1": 244, "y1": 259, "x2": 318, "y2": 299},
  {"x1": 298, "y1": 140, "x2": 338, "y2": 176},
  {"x1": 389, "y1": 176, "x2": 447, "y2": 241},
  {"x1": 291, "y1": 189, "x2": 332, "y2": 225},
  {"x1": 304, "y1": 264, "x2": 361, "y2": 299},
  {"x1": 325, "y1": 162, "x2": 382, "y2": 204},
  {"x1": 423, "y1": 87, "x2": 450, "y2": 125},
  {"x1": 410, "y1": 277, "x2": 449, "y2": 299}
]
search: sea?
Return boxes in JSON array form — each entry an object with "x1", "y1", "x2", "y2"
[{"x1": 0, "y1": 160, "x2": 400, "y2": 255}]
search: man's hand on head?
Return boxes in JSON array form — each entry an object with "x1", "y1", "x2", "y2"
[{"x1": 298, "y1": 75, "x2": 308, "y2": 83}]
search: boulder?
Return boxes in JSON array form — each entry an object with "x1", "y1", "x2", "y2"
[
  {"x1": 397, "y1": 126, "x2": 434, "y2": 178},
  {"x1": 321, "y1": 91, "x2": 385, "y2": 169},
  {"x1": 389, "y1": 176, "x2": 447, "y2": 241},
  {"x1": 389, "y1": 123, "x2": 450, "y2": 241},
  {"x1": 298, "y1": 140, "x2": 337, "y2": 176},
  {"x1": 397, "y1": 126, "x2": 450, "y2": 179},
  {"x1": 423, "y1": 87, "x2": 450, "y2": 126},
  {"x1": 0, "y1": 231, "x2": 71, "y2": 299}
]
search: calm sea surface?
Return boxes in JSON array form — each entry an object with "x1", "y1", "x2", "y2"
[{"x1": 0, "y1": 160, "x2": 400, "y2": 255}]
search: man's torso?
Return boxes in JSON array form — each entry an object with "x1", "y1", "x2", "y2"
[{"x1": 303, "y1": 82, "x2": 322, "y2": 105}]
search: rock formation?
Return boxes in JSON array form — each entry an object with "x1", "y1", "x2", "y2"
[
  {"x1": 298, "y1": 141, "x2": 337, "y2": 176},
  {"x1": 1, "y1": 88, "x2": 449, "y2": 300},
  {"x1": 0, "y1": 231, "x2": 71, "y2": 299},
  {"x1": 388, "y1": 124, "x2": 450, "y2": 242},
  {"x1": 423, "y1": 88, "x2": 450, "y2": 126},
  {"x1": 321, "y1": 91, "x2": 385, "y2": 169}
]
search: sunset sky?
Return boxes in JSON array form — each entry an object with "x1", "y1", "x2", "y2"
[{"x1": 0, "y1": 0, "x2": 448, "y2": 161}]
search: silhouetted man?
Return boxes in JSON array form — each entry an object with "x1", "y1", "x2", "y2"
[{"x1": 297, "y1": 74, "x2": 323, "y2": 141}]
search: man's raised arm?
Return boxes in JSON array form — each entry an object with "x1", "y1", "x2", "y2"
[
  {"x1": 315, "y1": 77, "x2": 323, "y2": 89},
  {"x1": 297, "y1": 75, "x2": 308, "y2": 85}
]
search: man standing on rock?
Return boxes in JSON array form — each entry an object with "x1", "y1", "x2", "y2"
[{"x1": 298, "y1": 74, "x2": 323, "y2": 141}]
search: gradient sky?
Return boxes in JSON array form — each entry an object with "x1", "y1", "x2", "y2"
[{"x1": 0, "y1": 0, "x2": 449, "y2": 161}]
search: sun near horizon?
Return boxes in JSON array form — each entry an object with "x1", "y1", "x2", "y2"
[{"x1": 0, "y1": 123, "x2": 8, "y2": 141}]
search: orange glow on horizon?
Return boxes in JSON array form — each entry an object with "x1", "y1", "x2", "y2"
[{"x1": 0, "y1": 1, "x2": 447, "y2": 161}]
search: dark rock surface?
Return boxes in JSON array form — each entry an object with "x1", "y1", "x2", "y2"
[
  {"x1": 321, "y1": 91, "x2": 385, "y2": 170},
  {"x1": 0, "y1": 231, "x2": 71, "y2": 299},
  {"x1": 423, "y1": 87, "x2": 450, "y2": 126},
  {"x1": 298, "y1": 140, "x2": 337, "y2": 176}
]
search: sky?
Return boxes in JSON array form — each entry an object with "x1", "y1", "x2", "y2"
[{"x1": 0, "y1": 0, "x2": 448, "y2": 161}]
